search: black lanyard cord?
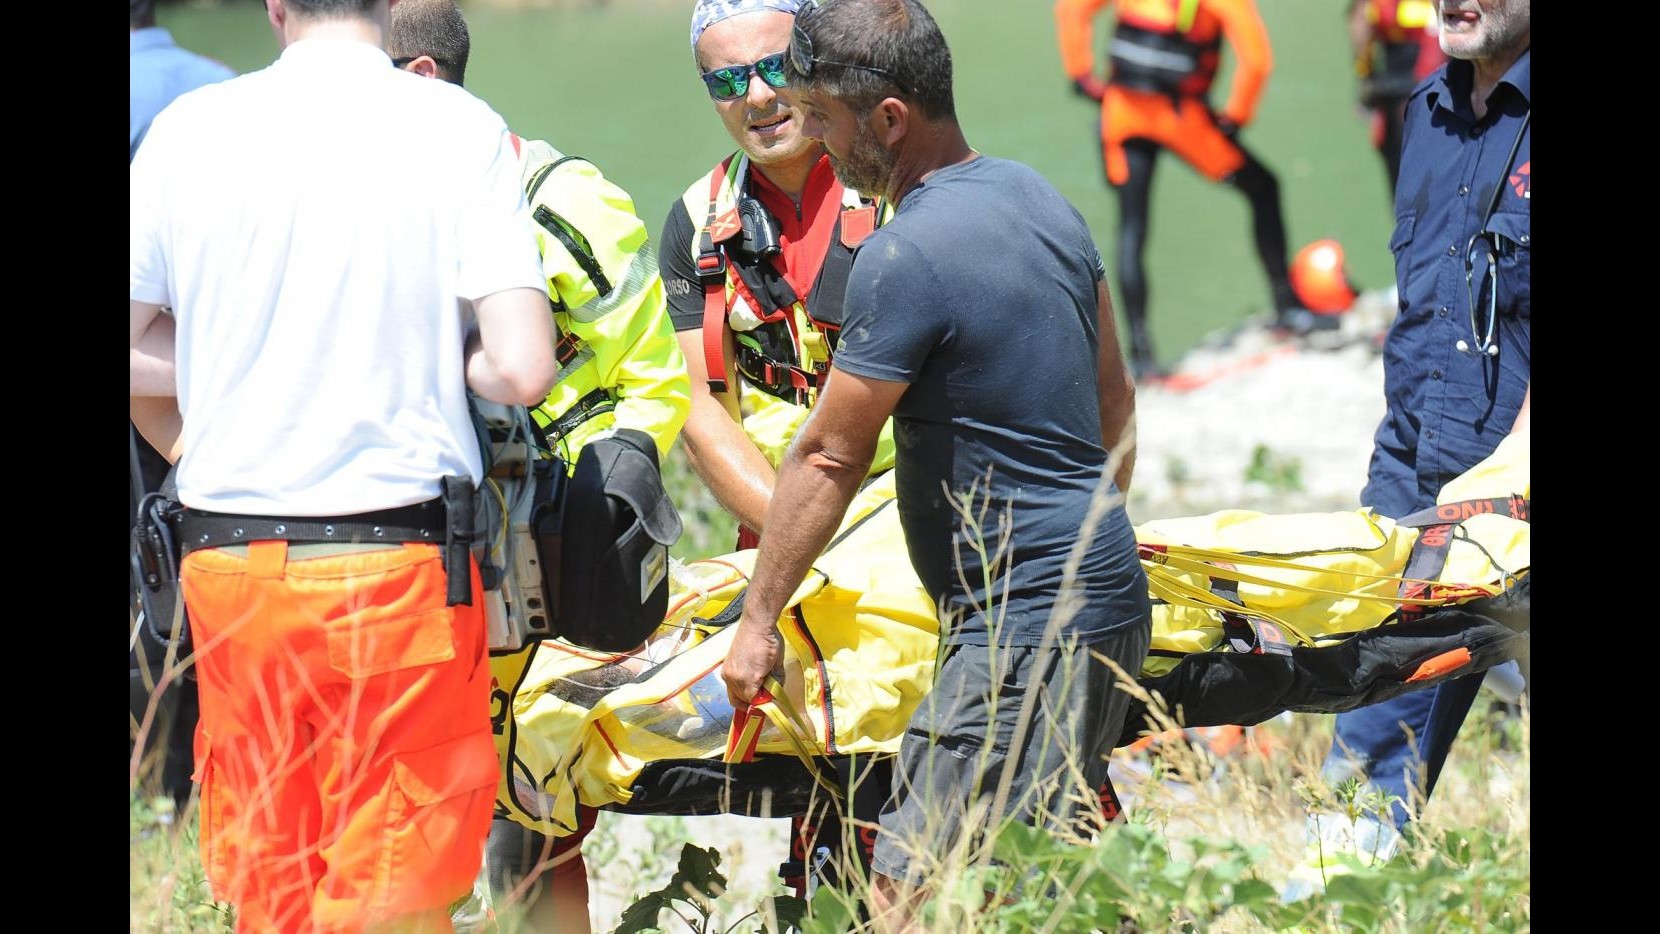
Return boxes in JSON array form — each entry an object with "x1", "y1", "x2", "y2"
[{"x1": 1477, "y1": 109, "x2": 1530, "y2": 231}]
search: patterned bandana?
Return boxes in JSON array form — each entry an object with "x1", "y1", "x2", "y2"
[{"x1": 690, "y1": 0, "x2": 802, "y2": 53}]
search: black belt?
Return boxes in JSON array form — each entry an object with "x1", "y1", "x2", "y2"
[
  {"x1": 172, "y1": 480, "x2": 477, "y2": 606},
  {"x1": 172, "y1": 497, "x2": 448, "y2": 554}
]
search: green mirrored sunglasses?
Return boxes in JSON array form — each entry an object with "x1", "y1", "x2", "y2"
[{"x1": 700, "y1": 51, "x2": 790, "y2": 102}]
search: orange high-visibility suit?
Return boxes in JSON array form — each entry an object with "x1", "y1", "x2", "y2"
[
  {"x1": 1058, "y1": 0, "x2": 1273, "y2": 185},
  {"x1": 1056, "y1": 0, "x2": 1311, "y2": 379}
]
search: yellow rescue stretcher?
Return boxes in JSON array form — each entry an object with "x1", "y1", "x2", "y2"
[{"x1": 491, "y1": 430, "x2": 1529, "y2": 837}]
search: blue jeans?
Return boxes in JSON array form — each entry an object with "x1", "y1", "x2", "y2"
[{"x1": 1321, "y1": 672, "x2": 1486, "y2": 830}]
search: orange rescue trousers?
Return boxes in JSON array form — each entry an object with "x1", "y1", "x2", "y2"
[
  {"x1": 182, "y1": 540, "x2": 496, "y2": 933},
  {"x1": 1099, "y1": 85, "x2": 1247, "y2": 187}
]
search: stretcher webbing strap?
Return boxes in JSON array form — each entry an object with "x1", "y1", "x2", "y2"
[
  {"x1": 1210, "y1": 576, "x2": 1294, "y2": 657},
  {"x1": 1395, "y1": 496, "x2": 1530, "y2": 528},
  {"x1": 1396, "y1": 523, "x2": 1457, "y2": 623},
  {"x1": 726, "y1": 688, "x2": 769, "y2": 763},
  {"x1": 1390, "y1": 498, "x2": 1523, "y2": 622}
]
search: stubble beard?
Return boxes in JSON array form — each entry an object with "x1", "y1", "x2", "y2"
[
  {"x1": 1441, "y1": 1, "x2": 1529, "y2": 62},
  {"x1": 827, "y1": 117, "x2": 895, "y2": 199}
]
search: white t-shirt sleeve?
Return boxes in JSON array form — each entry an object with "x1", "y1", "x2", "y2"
[
  {"x1": 129, "y1": 115, "x2": 172, "y2": 306},
  {"x1": 456, "y1": 123, "x2": 544, "y2": 302}
]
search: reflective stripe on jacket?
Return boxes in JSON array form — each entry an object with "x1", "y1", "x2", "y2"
[{"x1": 516, "y1": 136, "x2": 690, "y2": 467}]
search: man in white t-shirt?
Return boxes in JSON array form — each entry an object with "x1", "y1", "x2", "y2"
[{"x1": 127, "y1": 1, "x2": 557, "y2": 928}]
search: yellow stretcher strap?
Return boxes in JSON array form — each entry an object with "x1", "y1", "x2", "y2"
[{"x1": 1148, "y1": 551, "x2": 1461, "y2": 609}]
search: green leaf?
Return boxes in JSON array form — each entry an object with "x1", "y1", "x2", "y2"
[
  {"x1": 766, "y1": 895, "x2": 808, "y2": 933},
  {"x1": 1228, "y1": 879, "x2": 1279, "y2": 908},
  {"x1": 672, "y1": 843, "x2": 729, "y2": 900},
  {"x1": 616, "y1": 890, "x2": 676, "y2": 934},
  {"x1": 1324, "y1": 872, "x2": 1392, "y2": 914},
  {"x1": 801, "y1": 885, "x2": 857, "y2": 934}
]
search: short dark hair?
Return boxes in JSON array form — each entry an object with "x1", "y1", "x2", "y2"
[
  {"x1": 285, "y1": 1, "x2": 381, "y2": 17},
  {"x1": 387, "y1": 0, "x2": 472, "y2": 86},
  {"x1": 131, "y1": 0, "x2": 155, "y2": 29},
  {"x1": 790, "y1": 0, "x2": 954, "y2": 121}
]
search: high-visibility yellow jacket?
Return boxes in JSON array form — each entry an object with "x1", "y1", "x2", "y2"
[{"x1": 515, "y1": 135, "x2": 690, "y2": 467}]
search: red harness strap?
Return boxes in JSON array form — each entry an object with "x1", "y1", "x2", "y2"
[
  {"x1": 699, "y1": 159, "x2": 741, "y2": 394},
  {"x1": 697, "y1": 161, "x2": 878, "y2": 399}
]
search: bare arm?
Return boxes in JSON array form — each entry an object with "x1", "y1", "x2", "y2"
[
  {"x1": 1094, "y1": 279, "x2": 1137, "y2": 494},
  {"x1": 131, "y1": 398, "x2": 184, "y2": 463},
  {"x1": 130, "y1": 300, "x2": 176, "y2": 398},
  {"x1": 1510, "y1": 383, "x2": 1530, "y2": 434},
  {"x1": 130, "y1": 300, "x2": 184, "y2": 460},
  {"x1": 467, "y1": 287, "x2": 559, "y2": 405},
  {"x1": 675, "y1": 327, "x2": 780, "y2": 533},
  {"x1": 721, "y1": 367, "x2": 907, "y2": 705}
]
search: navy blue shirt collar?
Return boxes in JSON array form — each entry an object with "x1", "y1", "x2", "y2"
[{"x1": 1426, "y1": 46, "x2": 1530, "y2": 126}]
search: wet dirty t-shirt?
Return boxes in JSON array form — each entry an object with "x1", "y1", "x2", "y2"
[{"x1": 832, "y1": 156, "x2": 1150, "y2": 647}]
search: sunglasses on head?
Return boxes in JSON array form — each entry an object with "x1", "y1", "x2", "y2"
[
  {"x1": 789, "y1": 0, "x2": 911, "y2": 95},
  {"x1": 700, "y1": 51, "x2": 790, "y2": 102}
]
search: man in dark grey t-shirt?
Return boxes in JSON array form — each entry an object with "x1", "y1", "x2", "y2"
[{"x1": 718, "y1": 0, "x2": 1151, "y2": 925}]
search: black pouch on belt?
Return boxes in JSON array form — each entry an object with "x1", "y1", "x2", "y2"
[
  {"x1": 132, "y1": 488, "x2": 189, "y2": 654},
  {"x1": 441, "y1": 475, "x2": 477, "y2": 607}
]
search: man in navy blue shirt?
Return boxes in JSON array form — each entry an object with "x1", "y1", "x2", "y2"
[{"x1": 1312, "y1": 0, "x2": 1529, "y2": 867}]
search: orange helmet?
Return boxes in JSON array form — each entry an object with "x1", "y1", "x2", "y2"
[{"x1": 1290, "y1": 239, "x2": 1358, "y2": 315}]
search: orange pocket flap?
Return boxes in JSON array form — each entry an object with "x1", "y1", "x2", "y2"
[
  {"x1": 391, "y1": 730, "x2": 502, "y2": 806},
  {"x1": 326, "y1": 608, "x2": 456, "y2": 679}
]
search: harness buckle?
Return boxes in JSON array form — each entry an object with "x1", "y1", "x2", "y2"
[
  {"x1": 696, "y1": 247, "x2": 727, "y2": 279},
  {"x1": 800, "y1": 330, "x2": 830, "y2": 366}
]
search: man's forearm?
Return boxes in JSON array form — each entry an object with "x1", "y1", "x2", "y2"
[
  {"x1": 131, "y1": 396, "x2": 184, "y2": 463},
  {"x1": 675, "y1": 326, "x2": 778, "y2": 532},
  {"x1": 721, "y1": 368, "x2": 904, "y2": 705},
  {"x1": 468, "y1": 288, "x2": 560, "y2": 405},
  {"x1": 130, "y1": 307, "x2": 177, "y2": 397},
  {"x1": 681, "y1": 398, "x2": 778, "y2": 532},
  {"x1": 463, "y1": 330, "x2": 526, "y2": 403}
]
